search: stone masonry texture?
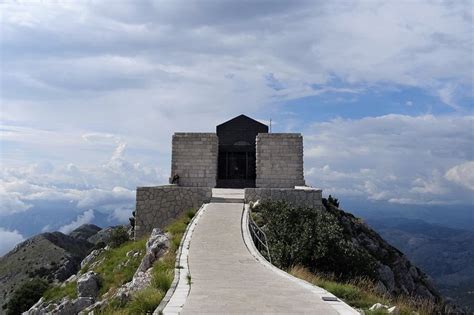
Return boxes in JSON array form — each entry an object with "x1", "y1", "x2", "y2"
[
  {"x1": 244, "y1": 188, "x2": 323, "y2": 210},
  {"x1": 255, "y1": 133, "x2": 305, "y2": 188},
  {"x1": 134, "y1": 185, "x2": 212, "y2": 238},
  {"x1": 171, "y1": 133, "x2": 218, "y2": 187}
]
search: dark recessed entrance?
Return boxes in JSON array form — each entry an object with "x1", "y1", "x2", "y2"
[{"x1": 216, "y1": 115, "x2": 268, "y2": 188}]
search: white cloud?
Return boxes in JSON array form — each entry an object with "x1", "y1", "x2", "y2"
[
  {"x1": 0, "y1": 141, "x2": 159, "y2": 216},
  {"x1": 0, "y1": 186, "x2": 33, "y2": 215},
  {"x1": 59, "y1": 209, "x2": 95, "y2": 234},
  {"x1": 445, "y1": 161, "x2": 474, "y2": 191},
  {"x1": 305, "y1": 114, "x2": 473, "y2": 205},
  {"x1": 0, "y1": 228, "x2": 25, "y2": 256}
]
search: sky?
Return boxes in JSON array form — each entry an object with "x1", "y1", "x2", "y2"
[{"x1": 0, "y1": 0, "x2": 473, "y2": 255}]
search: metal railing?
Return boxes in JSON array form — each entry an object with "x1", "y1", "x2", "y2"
[{"x1": 248, "y1": 208, "x2": 272, "y2": 264}]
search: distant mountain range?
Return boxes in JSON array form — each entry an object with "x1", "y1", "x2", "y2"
[{"x1": 367, "y1": 217, "x2": 474, "y2": 310}]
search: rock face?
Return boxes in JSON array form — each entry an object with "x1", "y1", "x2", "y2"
[
  {"x1": 136, "y1": 228, "x2": 170, "y2": 274},
  {"x1": 77, "y1": 271, "x2": 100, "y2": 299},
  {"x1": 115, "y1": 228, "x2": 170, "y2": 304},
  {"x1": 323, "y1": 201, "x2": 442, "y2": 302}
]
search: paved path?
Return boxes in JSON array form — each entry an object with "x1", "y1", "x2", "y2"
[{"x1": 180, "y1": 199, "x2": 354, "y2": 314}]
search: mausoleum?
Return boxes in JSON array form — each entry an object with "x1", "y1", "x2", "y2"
[
  {"x1": 135, "y1": 114, "x2": 322, "y2": 238},
  {"x1": 170, "y1": 114, "x2": 305, "y2": 189}
]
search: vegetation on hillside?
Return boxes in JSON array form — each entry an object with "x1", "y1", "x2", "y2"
[
  {"x1": 252, "y1": 200, "x2": 377, "y2": 280},
  {"x1": 97, "y1": 209, "x2": 196, "y2": 314},
  {"x1": 5, "y1": 278, "x2": 49, "y2": 315},
  {"x1": 251, "y1": 200, "x2": 439, "y2": 314}
]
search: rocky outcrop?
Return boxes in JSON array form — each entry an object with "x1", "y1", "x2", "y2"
[
  {"x1": 27, "y1": 228, "x2": 170, "y2": 315},
  {"x1": 77, "y1": 272, "x2": 100, "y2": 299},
  {"x1": 323, "y1": 201, "x2": 442, "y2": 303},
  {"x1": 136, "y1": 228, "x2": 170, "y2": 274}
]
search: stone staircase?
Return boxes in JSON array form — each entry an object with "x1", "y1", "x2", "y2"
[{"x1": 210, "y1": 188, "x2": 244, "y2": 203}]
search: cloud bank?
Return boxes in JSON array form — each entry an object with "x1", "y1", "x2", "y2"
[
  {"x1": 59, "y1": 209, "x2": 95, "y2": 235},
  {"x1": 0, "y1": 228, "x2": 25, "y2": 256}
]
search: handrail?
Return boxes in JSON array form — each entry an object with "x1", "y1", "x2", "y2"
[{"x1": 248, "y1": 207, "x2": 272, "y2": 264}]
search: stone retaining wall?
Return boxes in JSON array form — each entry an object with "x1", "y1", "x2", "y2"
[
  {"x1": 171, "y1": 133, "x2": 218, "y2": 187},
  {"x1": 244, "y1": 188, "x2": 323, "y2": 210},
  {"x1": 255, "y1": 133, "x2": 305, "y2": 188},
  {"x1": 134, "y1": 185, "x2": 212, "y2": 238}
]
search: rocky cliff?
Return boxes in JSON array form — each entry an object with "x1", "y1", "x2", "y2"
[{"x1": 322, "y1": 201, "x2": 442, "y2": 302}]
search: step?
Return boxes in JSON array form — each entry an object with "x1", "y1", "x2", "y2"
[{"x1": 210, "y1": 197, "x2": 244, "y2": 203}]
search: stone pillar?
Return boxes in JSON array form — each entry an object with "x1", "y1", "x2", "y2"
[
  {"x1": 255, "y1": 133, "x2": 305, "y2": 188},
  {"x1": 170, "y1": 133, "x2": 218, "y2": 187}
]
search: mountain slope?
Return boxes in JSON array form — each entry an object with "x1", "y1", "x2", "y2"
[
  {"x1": 251, "y1": 199, "x2": 448, "y2": 312},
  {"x1": 0, "y1": 225, "x2": 101, "y2": 313},
  {"x1": 367, "y1": 218, "x2": 474, "y2": 310}
]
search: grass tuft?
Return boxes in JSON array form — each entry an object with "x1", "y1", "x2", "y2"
[
  {"x1": 43, "y1": 280, "x2": 77, "y2": 302},
  {"x1": 126, "y1": 288, "x2": 164, "y2": 314}
]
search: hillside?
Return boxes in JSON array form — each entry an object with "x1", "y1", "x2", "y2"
[
  {"x1": 250, "y1": 199, "x2": 459, "y2": 313},
  {"x1": 368, "y1": 218, "x2": 474, "y2": 310},
  {"x1": 0, "y1": 225, "x2": 102, "y2": 313}
]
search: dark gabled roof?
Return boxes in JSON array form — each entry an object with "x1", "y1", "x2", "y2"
[{"x1": 216, "y1": 114, "x2": 268, "y2": 129}]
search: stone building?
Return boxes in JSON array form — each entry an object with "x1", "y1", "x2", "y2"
[
  {"x1": 134, "y1": 114, "x2": 321, "y2": 238},
  {"x1": 170, "y1": 114, "x2": 305, "y2": 189}
]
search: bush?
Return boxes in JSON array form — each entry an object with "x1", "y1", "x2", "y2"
[
  {"x1": 254, "y1": 201, "x2": 377, "y2": 280},
  {"x1": 6, "y1": 278, "x2": 49, "y2": 315},
  {"x1": 109, "y1": 226, "x2": 130, "y2": 248}
]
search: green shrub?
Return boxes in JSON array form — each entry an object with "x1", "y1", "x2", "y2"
[
  {"x1": 6, "y1": 278, "x2": 49, "y2": 315},
  {"x1": 254, "y1": 200, "x2": 377, "y2": 280},
  {"x1": 109, "y1": 226, "x2": 130, "y2": 248}
]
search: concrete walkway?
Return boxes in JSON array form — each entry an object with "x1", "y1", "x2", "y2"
[{"x1": 179, "y1": 194, "x2": 357, "y2": 314}]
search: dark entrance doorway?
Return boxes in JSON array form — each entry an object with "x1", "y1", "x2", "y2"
[{"x1": 216, "y1": 115, "x2": 268, "y2": 188}]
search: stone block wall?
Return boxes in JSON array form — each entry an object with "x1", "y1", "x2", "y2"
[
  {"x1": 135, "y1": 185, "x2": 212, "y2": 238},
  {"x1": 255, "y1": 133, "x2": 305, "y2": 188},
  {"x1": 171, "y1": 133, "x2": 218, "y2": 187},
  {"x1": 244, "y1": 188, "x2": 323, "y2": 210}
]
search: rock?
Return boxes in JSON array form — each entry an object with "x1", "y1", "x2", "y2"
[
  {"x1": 109, "y1": 230, "x2": 170, "y2": 305},
  {"x1": 79, "y1": 300, "x2": 107, "y2": 314},
  {"x1": 77, "y1": 271, "x2": 100, "y2": 299},
  {"x1": 377, "y1": 264, "x2": 395, "y2": 292},
  {"x1": 135, "y1": 228, "x2": 169, "y2": 274},
  {"x1": 369, "y1": 303, "x2": 387, "y2": 311},
  {"x1": 81, "y1": 249, "x2": 104, "y2": 268},
  {"x1": 27, "y1": 297, "x2": 94, "y2": 315},
  {"x1": 71, "y1": 297, "x2": 94, "y2": 313}
]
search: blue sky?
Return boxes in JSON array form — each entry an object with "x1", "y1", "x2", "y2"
[{"x1": 0, "y1": 0, "x2": 473, "y2": 255}]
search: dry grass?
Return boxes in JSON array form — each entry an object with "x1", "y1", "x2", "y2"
[{"x1": 289, "y1": 265, "x2": 437, "y2": 315}]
